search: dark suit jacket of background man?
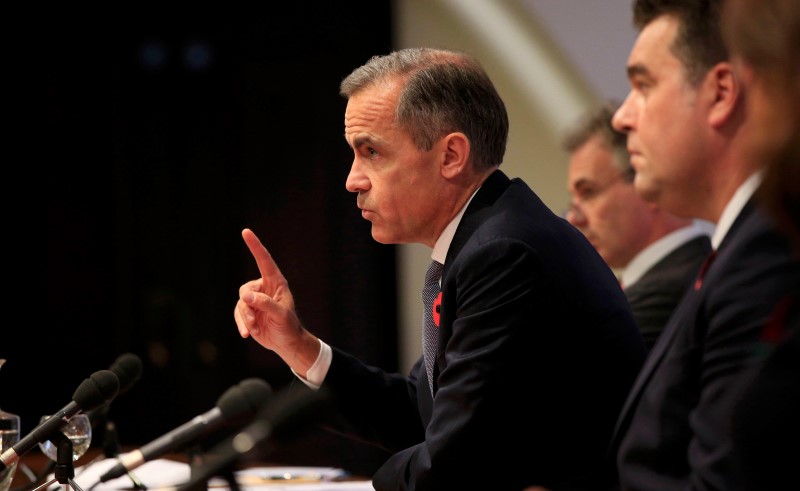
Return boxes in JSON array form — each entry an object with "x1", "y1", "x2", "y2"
[
  {"x1": 612, "y1": 197, "x2": 800, "y2": 490},
  {"x1": 316, "y1": 170, "x2": 648, "y2": 490},
  {"x1": 624, "y1": 235, "x2": 712, "y2": 350}
]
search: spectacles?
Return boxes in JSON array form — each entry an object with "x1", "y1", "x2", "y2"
[{"x1": 567, "y1": 172, "x2": 630, "y2": 217}]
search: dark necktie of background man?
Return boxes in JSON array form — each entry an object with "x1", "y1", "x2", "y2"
[
  {"x1": 423, "y1": 260, "x2": 443, "y2": 395},
  {"x1": 694, "y1": 249, "x2": 718, "y2": 291}
]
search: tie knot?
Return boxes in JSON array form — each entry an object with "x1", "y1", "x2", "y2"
[{"x1": 425, "y1": 260, "x2": 443, "y2": 286}]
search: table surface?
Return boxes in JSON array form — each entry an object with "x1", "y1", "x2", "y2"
[{"x1": 9, "y1": 447, "x2": 370, "y2": 490}]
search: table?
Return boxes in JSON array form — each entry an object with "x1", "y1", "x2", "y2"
[{"x1": 9, "y1": 449, "x2": 372, "y2": 491}]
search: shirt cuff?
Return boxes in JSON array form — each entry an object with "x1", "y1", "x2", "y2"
[{"x1": 291, "y1": 339, "x2": 331, "y2": 390}]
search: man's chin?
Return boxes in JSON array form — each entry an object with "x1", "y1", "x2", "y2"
[
  {"x1": 633, "y1": 176, "x2": 660, "y2": 204},
  {"x1": 370, "y1": 228, "x2": 407, "y2": 245},
  {"x1": 370, "y1": 228, "x2": 390, "y2": 244}
]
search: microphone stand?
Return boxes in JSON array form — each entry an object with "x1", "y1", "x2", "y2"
[
  {"x1": 10, "y1": 460, "x2": 55, "y2": 491},
  {"x1": 184, "y1": 448, "x2": 241, "y2": 491},
  {"x1": 76, "y1": 419, "x2": 147, "y2": 491},
  {"x1": 32, "y1": 432, "x2": 83, "y2": 491},
  {"x1": 100, "y1": 420, "x2": 146, "y2": 490}
]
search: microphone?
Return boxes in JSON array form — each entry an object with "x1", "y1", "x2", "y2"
[
  {"x1": 0, "y1": 370, "x2": 120, "y2": 472},
  {"x1": 83, "y1": 353, "x2": 144, "y2": 462},
  {"x1": 175, "y1": 386, "x2": 331, "y2": 491},
  {"x1": 108, "y1": 353, "x2": 144, "y2": 397},
  {"x1": 97, "y1": 377, "x2": 272, "y2": 484},
  {"x1": 251, "y1": 386, "x2": 331, "y2": 444},
  {"x1": 86, "y1": 353, "x2": 144, "y2": 428}
]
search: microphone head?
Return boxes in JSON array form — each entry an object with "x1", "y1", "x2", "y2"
[
  {"x1": 216, "y1": 378, "x2": 272, "y2": 426},
  {"x1": 109, "y1": 353, "x2": 143, "y2": 395},
  {"x1": 259, "y1": 386, "x2": 331, "y2": 444},
  {"x1": 73, "y1": 370, "x2": 120, "y2": 411}
]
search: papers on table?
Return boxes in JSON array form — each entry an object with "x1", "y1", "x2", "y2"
[
  {"x1": 44, "y1": 458, "x2": 372, "y2": 491},
  {"x1": 211, "y1": 466, "x2": 372, "y2": 490},
  {"x1": 44, "y1": 457, "x2": 189, "y2": 490},
  {"x1": 212, "y1": 465, "x2": 348, "y2": 484}
]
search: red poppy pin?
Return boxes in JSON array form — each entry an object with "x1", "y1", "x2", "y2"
[{"x1": 432, "y1": 291, "x2": 443, "y2": 327}]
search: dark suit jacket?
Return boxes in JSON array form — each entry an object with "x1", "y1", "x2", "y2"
[
  {"x1": 611, "y1": 198, "x2": 800, "y2": 491},
  {"x1": 321, "y1": 170, "x2": 647, "y2": 491},
  {"x1": 624, "y1": 235, "x2": 712, "y2": 350},
  {"x1": 730, "y1": 293, "x2": 799, "y2": 490}
]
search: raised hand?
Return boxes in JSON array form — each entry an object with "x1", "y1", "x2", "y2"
[{"x1": 234, "y1": 228, "x2": 320, "y2": 376}]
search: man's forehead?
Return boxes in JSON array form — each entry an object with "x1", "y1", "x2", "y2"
[
  {"x1": 344, "y1": 86, "x2": 404, "y2": 146},
  {"x1": 570, "y1": 144, "x2": 618, "y2": 181},
  {"x1": 629, "y1": 16, "x2": 680, "y2": 67}
]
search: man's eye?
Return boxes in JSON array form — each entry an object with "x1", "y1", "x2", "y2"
[
  {"x1": 367, "y1": 147, "x2": 378, "y2": 158},
  {"x1": 632, "y1": 79, "x2": 651, "y2": 93}
]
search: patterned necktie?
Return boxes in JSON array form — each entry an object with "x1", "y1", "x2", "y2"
[{"x1": 422, "y1": 260, "x2": 443, "y2": 395}]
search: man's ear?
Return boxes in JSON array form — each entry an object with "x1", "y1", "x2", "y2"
[
  {"x1": 440, "y1": 132, "x2": 470, "y2": 179},
  {"x1": 706, "y1": 61, "x2": 742, "y2": 128}
]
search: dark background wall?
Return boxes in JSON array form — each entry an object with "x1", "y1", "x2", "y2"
[{"x1": 4, "y1": 5, "x2": 397, "y2": 477}]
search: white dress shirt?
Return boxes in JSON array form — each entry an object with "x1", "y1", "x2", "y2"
[
  {"x1": 297, "y1": 188, "x2": 480, "y2": 389},
  {"x1": 621, "y1": 221, "x2": 713, "y2": 289}
]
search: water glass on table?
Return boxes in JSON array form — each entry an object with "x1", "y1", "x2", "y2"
[{"x1": 37, "y1": 414, "x2": 91, "y2": 463}]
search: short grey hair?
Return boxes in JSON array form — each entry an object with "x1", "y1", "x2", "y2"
[
  {"x1": 562, "y1": 100, "x2": 633, "y2": 181},
  {"x1": 340, "y1": 47, "x2": 509, "y2": 171}
]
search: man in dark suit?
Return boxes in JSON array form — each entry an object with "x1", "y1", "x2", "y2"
[
  {"x1": 233, "y1": 48, "x2": 647, "y2": 490},
  {"x1": 608, "y1": 0, "x2": 800, "y2": 489},
  {"x1": 563, "y1": 101, "x2": 712, "y2": 350}
]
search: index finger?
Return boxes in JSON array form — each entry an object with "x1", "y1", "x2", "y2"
[{"x1": 242, "y1": 228, "x2": 283, "y2": 281}]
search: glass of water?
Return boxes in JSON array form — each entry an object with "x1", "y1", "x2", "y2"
[
  {"x1": 37, "y1": 414, "x2": 92, "y2": 462},
  {"x1": 0, "y1": 359, "x2": 21, "y2": 491},
  {"x1": 0, "y1": 409, "x2": 20, "y2": 491}
]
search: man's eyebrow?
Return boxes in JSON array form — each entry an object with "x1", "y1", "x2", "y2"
[
  {"x1": 572, "y1": 177, "x2": 593, "y2": 190},
  {"x1": 626, "y1": 63, "x2": 651, "y2": 80},
  {"x1": 350, "y1": 135, "x2": 375, "y2": 149}
]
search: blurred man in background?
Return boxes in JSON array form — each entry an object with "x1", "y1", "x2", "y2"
[
  {"x1": 722, "y1": 0, "x2": 800, "y2": 488},
  {"x1": 563, "y1": 101, "x2": 711, "y2": 350}
]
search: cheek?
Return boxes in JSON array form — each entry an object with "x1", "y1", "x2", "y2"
[
  {"x1": 596, "y1": 202, "x2": 624, "y2": 234},
  {"x1": 640, "y1": 89, "x2": 685, "y2": 144},
  {"x1": 642, "y1": 112, "x2": 690, "y2": 175},
  {"x1": 379, "y1": 179, "x2": 420, "y2": 226},
  {"x1": 582, "y1": 202, "x2": 611, "y2": 235},
  {"x1": 585, "y1": 204, "x2": 603, "y2": 224}
]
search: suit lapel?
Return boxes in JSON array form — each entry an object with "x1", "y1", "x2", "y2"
[
  {"x1": 610, "y1": 198, "x2": 759, "y2": 446},
  {"x1": 443, "y1": 169, "x2": 510, "y2": 279},
  {"x1": 430, "y1": 169, "x2": 510, "y2": 394},
  {"x1": 609, "y1": 289, "x2": 698, "y2": 450}
]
